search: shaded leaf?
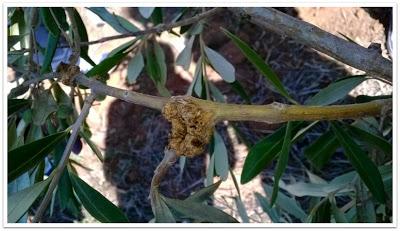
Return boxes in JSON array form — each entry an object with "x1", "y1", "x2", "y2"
[
  {"x1": 8, "y1": 116, "x2": 17, "y2": 150},
  {"x1": 87, "y1": 7, "x2": 130, "y2": 33},
  {"x1": 185, "y1": 180, "x2": 222, "y2": 203},
  {"x1": 162, "y1": 196, "x2": 238, "y2": 223},
  {"x1": 32, "y1": 90, "x2": 57, "y2": 125},
  {"x1": 213, "y1": 131, "x2": 229, "y2": 181},
  {"x1": 176, "y1": 35, "x2": 195, "y2": 70},
  {"x1": 39, "y1": 8, "x2": 61, "y2": 37},
  {"x1": 234, "y1": 196, "x2": 249, "y2": 223},
  {"x1": 69, "y1": 172, "x2": 129, "y2": 222},
  {"x1": 204, "y1": 46, "x2": 235, "y2": 83},
  {"x1": 138, "y1": 7, "x2": 155, "y2": 19},
  {"x1": 329, "y1": 196, "x2": 348, "y2": 223},
  {"x1": 311, "y1": 199, "x2": 331, "y2": 223},
  {"x1": 152, "y1": 190, "x2": 176, "y2": 223},
  {"x1": 254, "y1": 192, "x2": 281, "y2": 223},
  {"x1": 127, "y1": 51, "x2": 144, "y2": 84},
  {"x1": 306, "y1": 75, "x2": 366, "y2": 106},
  {"x1": 346, "y1": 124, "x2": 391, "y2": 156},
  {"x1": 154, "y1": 42, "x2": 167, "y2": 85},
  {"x1": 79, "y1": 131, "x2": 104, "y2": 162},
  {"x1": 263, "y1": 184, "x2": 307, "y2": 221},
  {"x1": 271, "y1": 121, "x2": 293, "y2": 206},
  {"x1": 86, "y1": 51, "x2": 128, "y2": 77},
  {"x1": 40, "y1": 33, "x2": 59, "y2": 74},
  {"x1": 71, "y1": 8, "x2": 96, "y2": 66},
  {"x1": 304, "y1": 130, "x2": 339, "y2": 169},
  {"x1": 331, "y1": 122, "x2": 386, "y2": 203},
  {"x1": 8, "y1": 174, "x2": 53, "y2": 223},
  {"x1": 144, "y1": 42, "x2": 170, "y2": 97},
  {"x1": 209, "y1": 82, "x2": 225, "y2": 103},
  {"x1": 355, "y1": 94, "x2": 392, "y2": 103},
  {"x1": 221, "y1": 28, "x2": 295, "y2": 103},
  {"x1": 107, "y1": 39, "x2": 137, "y2": 58},
  {"x1": 8, "y1": 130, "x2": 69, "y2": 182},
  {"x1": 229, "y1": 81, "x2": 251, "y2": 104},
  {"x1": 115, "y1": 14, "x2": 139, "y2": 33},
  {"x1": 206, "y1": 154, "x2": 215, "y2": 186}
]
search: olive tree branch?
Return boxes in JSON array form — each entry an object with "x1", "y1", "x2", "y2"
[
  {"x1": 229, "y1": 7, "x2": 392, "y2": 80},
  {"x1": 61, "y1": 7, "x2": 221, "y2": 47},
  {"x1": 33, "y1": 92, "x2": 97, "y2": 223}
]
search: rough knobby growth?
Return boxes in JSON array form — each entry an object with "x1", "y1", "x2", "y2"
[
  {"x1": 162, "y1": 96, "x2": 215, "y2": 157},
  {"x1": 56, "y1": 62, "x2": 80, "y2": 86}
]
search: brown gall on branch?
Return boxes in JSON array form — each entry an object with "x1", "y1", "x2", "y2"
[
  {"x1": 229, "y1": 7, "x2": 392, "y2": 80},
  {"x1": 162, "y1": 96, "x2": 215, "y2": 157}
]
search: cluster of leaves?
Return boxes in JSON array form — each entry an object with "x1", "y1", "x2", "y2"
[{"x1": 7, "y1": 7, "x2": 392, "y2": 223}]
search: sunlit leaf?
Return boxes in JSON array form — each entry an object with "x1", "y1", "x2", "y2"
[
  {"x1": 234, "y1": 196, "x2": 249, "y2": 223},
  {"x1": 254, "y1": 192, "x2": 281, "y2": 223},
  {"x1": 213, "y1": 131, "x2": 229, "y2": 181},
  {"x1": 185, "y1": 180, "x2": 222, "y2": 203},
  {"x1": 87, "y1": 7, "x2": 131, "y2": 34},
  {"x1": 176, "y1": 35, "x2": 195, "y2": 70},
  {"x1": 152, "y1": 190, "x2": 176, "y2": 223},
  {"x1": 204, "y1": 46, "x2": 235, "y2": 83},
  {"x1": 138, "y1": 7, "x2": 155, "y2": 19},
  {"x1": 127, "y1": 51, "x2": 144, "y2": 84}
]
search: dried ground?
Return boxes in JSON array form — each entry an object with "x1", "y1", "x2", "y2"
[{"x1": 38, "y1": 7, "x2": 392, "y2": 223}]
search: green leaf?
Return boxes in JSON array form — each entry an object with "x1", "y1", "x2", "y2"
[
  {"x1": 32, "y1": 90, "x2": 58, "y2": 125},
  {"x1": 329, "y1": 196, "x2": 348, "y2": 223},
  {"x1": 127, "y1": 51, "x2": 144, "y2": 84},
  {"x1": 71, "y1": 8, "x2": 96, "y2": 66},
  {"x1": 254, "y1": 192, "x2": 281, "y2": 223},
  {"x1": 241, "y1": 125, "x2": 286, "y2": 184},
  {"x1": 204, "y1": 46, "x2": 235, "y2": 83},
  {"x1": 213, "y1": 131, "x2": 229, "y2": 181},
  {"x1": 230, "y1": 168, "x2": 241, "y2": 199},
  {"x1": 355, "y1": 178, "x2": 376, "y2": 222},
  {"x1": 229, "y1": 81, "x2": 251, "y2": 104},
  {"x1": 114, "y1": 14, "x2": 139, "y2": 33},
  {"x1": 79, "y1": 131, "x2": 104, "y2": 162},
  {"x1": 176, "y1": 35, "x2": 195, "y2": 70},
  {"x1": 69, "y1": 172, "x2": 129, "y2": 222},
  {"x1": 150, "y1": 8, "x2": 163, "y2": 25},
  {"x1": 138, "y1": 7, "x2": 155, "y2": 19},
  {"x1": 40, "y1": 8, "x2": 61, "y2": 37},
  {"x1": 279, "y1": 179, "x2": 353, "y2": 197},
  {"x1": 49, "y1": 8, "x2": 69, "y2": 31},
  {"x1": 8, "y1": 116, "x2": 17, "y2": 150},
  {"x1": 355, "y1": 94, "x2": 392, "y2": 103},
  {"x1": 8, "y1": 175, "x2": 53, "y2": 223},
  {"x1": 221, "y1": 28, "x2": 295, "y2": 103},
  {"x1": 331, "y1": 122, "x2": 386, "y2": 203},
  {"x1": 193, "y1": 60, "x2": 203, "y2": 97},
  {"x1": 107, "y1": 39, "x2": 137, "y2": 58},
  {"x1": 152, "y1": 190, "x2": 176, "y2": 223},
  {"x1": 40, "y1": 33, "x2": 59, "y2": 74},
  {"x1": 162, "y1": 196, "x2": 238, "y2": 223},
  {"x1": 263, "y1": 184, "x2": 307, "y2": 221},
  {"x1": 206, "y1": 154, "x2": 215, "y2": 186},
  {"x1": 144, "y1": 42, "x2": 170, "y2": 97},
  {"x1": 209, "y1": 82, "x2": 225, "y2": 103},
  {"x1": 234, "y1": 196, "x2": 250, "y2": 223},
  {"x1": 311, "y1": 199, "x2": 331, "y2": 223},
  {"x1": 304, "y1": 130, "x2": 339, "y2": 169},
  {"x1": 306, "y1": 75, "x2": 366, "y2": 106},
  {"x1": 86, "y1": 51, "x2": 128, "y2": 77},
  {"x1": 87, "y1": 7, "x2": 130, "y2": 34},
  {"x1": 8, "y1": 99, "x2": 31, "y2": 116},
  {"x1": 270, "y1": 121, "x2": 293, "y2": 206},
  {"x1": 8, "y1": 130, "x2": 69, "y2": 182},
  {"x1": 154, "y1": 42, "x2": 167, "y2": 85},
  {"x1": 185, "y1": 180, "x2": 222, "y2": 203},
  {"x1": 346, "y1": 124, "x2": 392, "y2": 156}
]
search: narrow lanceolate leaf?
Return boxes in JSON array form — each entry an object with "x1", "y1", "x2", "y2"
[
  {"x1": 162, "y1": 196, "x2": 238, "y2": 223},
  {"x1": 32, "y1": 90, "x2": 57, "y2": 125},
  {"x1": 213, "y1": 131, "x2": 229, "y2": 181},
  {"x1": 331, "y1": 122, "x2": 386, "y2": 203},
  {"x1": 145, "y1": 42, "x2": 170, "y2": 97},
  {"x1": 115, "y1": 15, "x2": 139, "y2": 33},
  {"x1": 185, "y1": 180, "x2": 222, "y2": 203},
  {"x1": 152, "y1": 190, "x2": 176, "y2": 223},
  {"x1": 8, "y1": 117, "x2": 17, "y2": 150},
  {"x1": 8, "y1": 99, "x2": 31, "y2": 116},
  {"x1": 87, "y1": 7, "x2": 131, "y2": 34},
  {"x1": 254, "y1": 192, "x2": 281, "y2": 223},
  {"x1": 8, "y1": 174, "x2": 54, "y2": 223},
  {"x1": 329, "y1": 196, "x2": 348, "y2": 223},
  {"x1": 221, "y1": 28, "x2": 295, "y2": 103},
  {"x1": 71, "y1": 8, "x2": 96, "y2": 66},
  {"x1": 234, "y1": 196, "x2": 250, "y2": 223},
  {"x1": 241, "y1": 125, "x2": 286, "y2": 184},
  {"x1": 69, "y1": 172, "x2": 129, "y2": 222},
  {"x1": 8, "y1": 130, "x2": 69, "y2": 182},
  {"x1": 176, "y1": 35, "x2": 195, "y2": 70},
  {"x1": 204, "y1": 46, "x2": 235, "y2": 83},
  {"x1": 263, "y1": 184, "x2": 307, "y2": 221},
  {"x1": 154, "y1": 42, "x2": 167, "y2": 85},
  {"x1": 304, "y1": 130, "x2": 339, "y2": 169},
  {"x1": 86, "y1": 51, "x2": 128, "y2": 77},
  {"x1": 138, "y1": 7, "x2": 155, "y2": 19},
  {"x1": 40, "y1": 8, "x2": 61, "y2": 37},
  {"x1": 311, "y1": 199, "x2": 331, "y2": 223},
  {"x1": 127, "y1": 51, "x2": 144, "y2": 84},
  {"x1": 229, "y1": 81, "x2": 251, "y2": 104},
  {"x1": 306, "y1": 75, "x2": 366, "y2": 106},
  {"x1": 79, "y1": 131, "x2": 104, "y2": 162},
  {"x1": 271, "y1": 121, "x2": 293, "y2": 206},
  {"x1": 40, "y1": 33, "x2": 59, "y2": 74},
  {"x1": 346, "y1": 124, "x2": 392, "y2": 156}
]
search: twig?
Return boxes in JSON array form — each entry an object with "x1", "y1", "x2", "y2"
[
  {"x1": 229, "y1": 8, "x2": 392, "y2": 80},
  {"x1": 33, "y1": 93, "x2": 97, "y2": 223},
  {"x1": 65, "y1": 7, "x2": 81, "y2": 65},
  {"x1": 149, "y1": 149, "x2": 178, "y2": 214},
  {"x1": 49, "y1": 8, "x2": 74, "y2": 50},
  {"x1": 60, "y1": 7, "x2": 222, "y2": 47}
]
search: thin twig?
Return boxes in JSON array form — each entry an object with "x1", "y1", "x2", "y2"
[
  {"x1": 59, "y1": 7, "x2": 222, "y2": 47},
  {"x1": 229, "y1": 8, "x2": 392, "y2": 80},
  {"x1": 65, "y1": 7, "x2": 81, "y2": 65},
  {"x1": 149, "y1": 149, "x2": 178, "y2": 214},
  {"x1": 33, "y1": 93, "x2": 97, "y2": 223}
]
